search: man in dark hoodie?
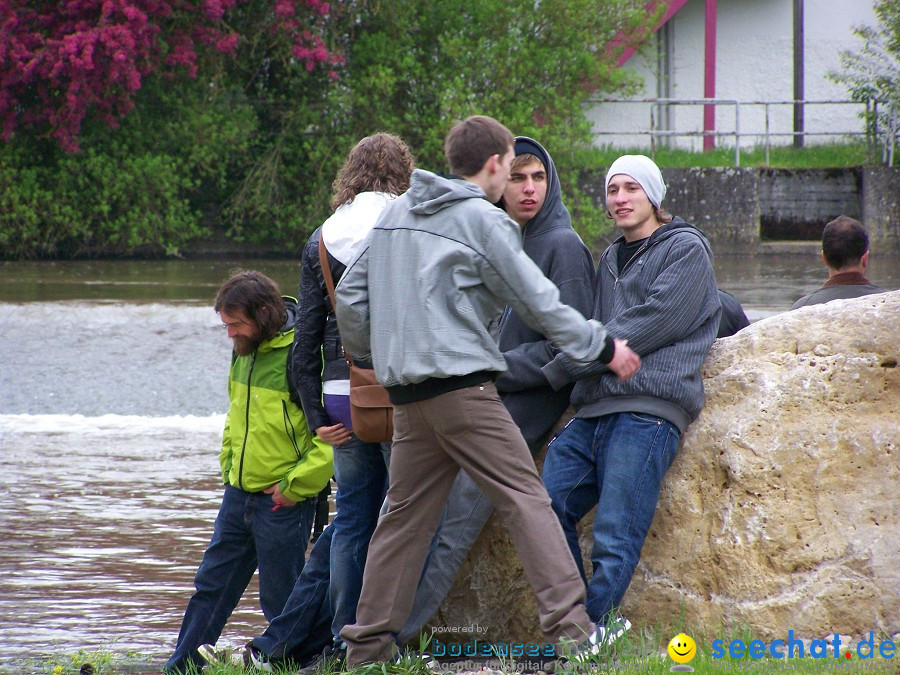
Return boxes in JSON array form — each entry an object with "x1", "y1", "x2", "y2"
[
  {"x1": 540, "y1": 155, "x2": 721, "y2": 654},
  {"x1": 397, "y1": 136, "x2": 595, "y2": 645}
]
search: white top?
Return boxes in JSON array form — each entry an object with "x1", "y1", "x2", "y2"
[{"x1": 321, "y1": 191, "x2": 396, "y2": 265}]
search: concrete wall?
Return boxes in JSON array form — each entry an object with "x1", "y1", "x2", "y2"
[
  {"x1": 578, "y1": 167, "x2": 900, "y2": 254},
  {"x1": 864, "y1": 168, "x2": 900, "y2": 253},
  {"x1": 758, "y1": 168, "x2": 862, "y2": 240},
  {"x1": 586, "y1": 0, "x2": 879, "y2": 150}
]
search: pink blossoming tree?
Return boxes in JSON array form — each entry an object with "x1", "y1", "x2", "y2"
[{"x1": 0, "y1": 0, "x2": 339, "y2": 151}]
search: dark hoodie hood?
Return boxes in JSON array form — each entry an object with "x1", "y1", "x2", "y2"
[
  {"x1": 281, "y1": 295, "x2": 299, "y2": 333},
  {"x1": 494, "y1": 138, "x2": 595, "y2": 447},
  {"x1": 504, "y1": 136, "x2": 572, "y2": 243}
]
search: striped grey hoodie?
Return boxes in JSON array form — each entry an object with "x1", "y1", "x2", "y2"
[{"x1": 541, "y1": 218, "x2": 721, "y2": 432}]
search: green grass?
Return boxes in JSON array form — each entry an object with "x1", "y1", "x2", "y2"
[
  {"x1": 583, "y1": 141, "x2": 874, "y2": 169},
  {"x1": 22, "y1": 647, "x2": 154, "y2": 674},
  {"x1": 22, "y1": 625, "x2": 898, "y2": 674},
  {"x1": 553, "y1": 622, "x2": 899, "y2": 675}
]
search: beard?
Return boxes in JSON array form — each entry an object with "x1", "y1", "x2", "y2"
[{"x1": 231, "y1": 332, "x2": 262, "y2": 356}]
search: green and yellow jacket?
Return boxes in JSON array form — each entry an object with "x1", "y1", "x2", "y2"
[{"x1": 220, "y1": 298, "x2": 333, "y2": 502}]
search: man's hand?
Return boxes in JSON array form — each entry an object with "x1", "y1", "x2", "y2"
[
  {"x1": 607, "y1": 338, "x2": 641, "y2": 380},
  {"x1": 316, "y1": 423, "x2": 352, "y2": 446},
  {"x1": 264, "y1": 484, "x2": 297, "y2": 511}
]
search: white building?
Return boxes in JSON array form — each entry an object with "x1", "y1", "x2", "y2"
[{"x1": 586, "y1": 0, "x2": 880, "y2": 152}]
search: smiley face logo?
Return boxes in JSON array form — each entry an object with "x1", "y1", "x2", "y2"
[{"x1": 667, "y1": 633, "x2": 697, "y2": 664}]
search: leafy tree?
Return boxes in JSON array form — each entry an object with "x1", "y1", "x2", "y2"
[
  {"x1": 224, "y1": 0, "x2": 659, "y2": 248},
  {"x1": 0, "y1": 0, "x2": 661, "y2": 257},
  {"x1": 829, "y1": 0, "x2": 899, "y2": 165},
  {"x1": 0, "y1": 0, "x2": 338, "y2": 152},
  {"x1": 0, "y1": 66, "x2": 263, "y2": 257}
]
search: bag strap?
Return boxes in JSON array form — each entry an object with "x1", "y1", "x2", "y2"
[
  {"x1": 318, "y1": 236, "x2": 338, "y2": 307},
  {"x1": 318, "y1": 236, "x2": 355, "y2": 366}
]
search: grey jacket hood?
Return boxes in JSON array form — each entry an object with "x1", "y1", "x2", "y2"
[
  {"x1": 281, "y1": 296, "x2": 299, "y2": 333},
  {"x1": 406, "y1": 169, "x2": 485, "y2": 215}
]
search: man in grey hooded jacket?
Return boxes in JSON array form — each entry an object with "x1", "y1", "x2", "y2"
[
  {"x1": 397, "y1": 136, "x2": 595, "y2": 646},
  {"x1": 335, "y1": 116, "x2": 640, "y2": 665},
  {"x1": 541, "y1": 155, "x2": 721, "y2": 652}
]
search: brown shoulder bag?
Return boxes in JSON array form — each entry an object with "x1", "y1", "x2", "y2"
[{"x1": 318, "y1": 237, "x2": 394, "y2": 443}]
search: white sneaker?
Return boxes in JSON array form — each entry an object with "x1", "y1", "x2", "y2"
[
  {"x1": 247, "y1": 645, "x2": 275, "y2": 673},
  {"x1": 197, "y1": 642, "x2": 274, "y2": 672},
  {"x1": 594, "y1": 616, "x2": 632, "y2": 645},
  {"x1": 393, "y1": 650, "x2": 440, "y2": 672},
  {"x1": 568, "y1": 616, "x2": 632, "y2": 662}
]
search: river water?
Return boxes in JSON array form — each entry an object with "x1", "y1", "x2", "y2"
[{"x1": 0, "y1": 256, "x2": 897, "y2": 673}]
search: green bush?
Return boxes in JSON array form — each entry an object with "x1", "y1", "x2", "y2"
[{"x1": 0, "y1": 143, "x2": 203, "y2": 258}]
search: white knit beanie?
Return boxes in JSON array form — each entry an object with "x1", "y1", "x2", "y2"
[{"x1": 604, "y1": 155, "x2": 666, "y2": 208}]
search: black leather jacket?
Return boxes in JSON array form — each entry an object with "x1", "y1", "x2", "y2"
[{"x1": 290, "y1": 226, "x2": 349, "y2": 433}]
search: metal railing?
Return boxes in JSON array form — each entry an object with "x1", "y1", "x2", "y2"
[{"x1": 586, "y1": 98, "x2": 894, "y2": 166}]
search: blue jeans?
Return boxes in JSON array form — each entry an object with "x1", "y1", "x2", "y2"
[
  {"x1": 541, "y1": 413, "x2": 680, "y2": 623},
  {"x1": 165, "y1": 485, "x2": 314, "y2": 674},
  {"x1": 330, "y1": 437, "x2": 390, "y2": 640},
  {"x1": 252, "y1": 525, "x2": 335, "y2": 664}
]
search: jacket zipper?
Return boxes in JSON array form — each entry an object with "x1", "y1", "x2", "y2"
[
  {"x1": 282, "y1": 400, "x2": 302, "y2": 459},
  {"x1": 607, "y1": 238, "x2": 653, "y2": 290},
  {"x1": 237, "y1": 351, "x2": 256, "y2": 490}
]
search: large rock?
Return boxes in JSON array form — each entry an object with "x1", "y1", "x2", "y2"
[{"x1": 429, "y1": 290, "x2": 899, "y2": 643}]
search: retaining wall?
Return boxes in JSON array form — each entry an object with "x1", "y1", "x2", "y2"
[{"x1": 579, "y1": 167, "x2": 899, "y2": 254}]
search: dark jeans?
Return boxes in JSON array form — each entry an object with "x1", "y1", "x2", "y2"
[
  {"x1": 329, "y1": 437, "x2": 390, "y2": 638},
  {"x1": 165, "y1": 485, "x2": 314, "y2": 673},
  {"x1": 249, "y1": 437, "x2": 391, "y2": 665},
  {"x1": 541, "y1": 413, "x2": 680, "y2": 623},
  {"x1": 252, "y1": 524, "x2": 335, "y2": 664}
]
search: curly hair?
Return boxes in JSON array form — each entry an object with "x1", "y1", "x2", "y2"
[{"x1": 331, "y1": 133, "x2": 416, "y2": 210}]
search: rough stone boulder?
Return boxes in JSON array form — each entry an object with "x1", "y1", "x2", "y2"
[{"x1": 429, "y1": 290, "x2": 899, "y2": 643}]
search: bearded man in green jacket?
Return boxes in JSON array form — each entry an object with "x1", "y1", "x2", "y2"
[{"x1": 165, "y1": 270, "x2": 333, "y2": 675}]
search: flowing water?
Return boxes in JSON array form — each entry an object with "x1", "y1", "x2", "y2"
[{"x1": 0, "y1": 256, "x2": 897, "y2": 673}]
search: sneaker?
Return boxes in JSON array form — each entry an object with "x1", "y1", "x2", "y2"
[
  {"x1": 393, "y1": 649, "x2": 439, "y2": 672},
  {"x1": 197, "y1": 642, "x2": 274, "y2": 672},
  {"x1": 247, "y1": 644, "x2": 276, "y2": 673},
  {"x1": 564, "y1": 616, "x2": 632, "y2": 663},
  {"x1": 594, "y1": 616, "x2": 632, "y2": 646},
  {"x1": 297, "y1": 642, "x2": 345, "y2": 675}
]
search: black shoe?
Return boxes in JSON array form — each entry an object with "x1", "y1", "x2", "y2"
[{"x1": 297, "y1": 642, "x2": 346, "y2": 675}]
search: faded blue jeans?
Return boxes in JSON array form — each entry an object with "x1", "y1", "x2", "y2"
[
  {"x1": 541, "y1": 413, "x2": 680, "y2": 623},
  {"x1": 330, "y1": 436, "x2": 390, "y2": 640},
  {"x1": 164, "y1": 485, "x2": 314, "y2": 674}
]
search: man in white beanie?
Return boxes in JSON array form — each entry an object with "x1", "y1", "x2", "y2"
[{"x1": 540, "y1": 155, "x2": 721, "y2": 653}]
